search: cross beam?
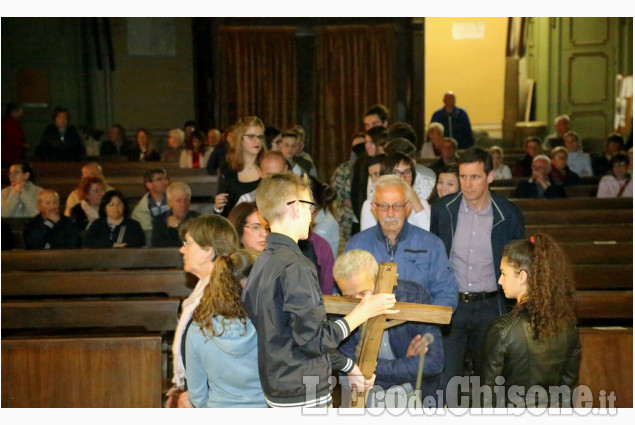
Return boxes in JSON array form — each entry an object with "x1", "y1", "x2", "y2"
[{"x1": 324, "y1": 262, "x2": 452, "y2": 408}]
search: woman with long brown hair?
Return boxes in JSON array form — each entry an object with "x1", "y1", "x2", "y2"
[
  {"x1": 184, "y1": 248, "x2": 265, "y2": 407},
  {"x1": 213, "y1": 116, "x2": 266, "y2": 217},
  {"x1": 481, "y1": 233, "x2": 581, "y2": 408},
  {"x1": 165, "y1": 214, "x2": 239, "y2": 408}
]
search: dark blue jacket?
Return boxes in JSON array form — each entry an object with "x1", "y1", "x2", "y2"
[
  {"x1": 430, "y1": 191, "x2": 525, "y2": 283},
  {"x1": 430, "y1": 107, "x2": 474, "y2": 149},
  {"x1": 339, "y1": 280, "x2": 443, "y2": 401}
]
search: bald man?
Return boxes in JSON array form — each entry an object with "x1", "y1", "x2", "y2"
[
  {"x1": 430, "y1": 91, "x2": 474, "y2": 150},
  {"x1": 24, "y1": 189, "x2": 81, "y2": 249},
  {"x1": 64, "y1": 162, "x2": 114, "y2": 216}
]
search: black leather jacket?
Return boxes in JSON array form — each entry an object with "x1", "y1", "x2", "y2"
[{"x1": 480, "y1": 307, "x2": 581, "y2": 408}]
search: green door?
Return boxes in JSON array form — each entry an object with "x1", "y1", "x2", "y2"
[{"x1": 554, "y1": 17, "x2": 619, "y2": 152}]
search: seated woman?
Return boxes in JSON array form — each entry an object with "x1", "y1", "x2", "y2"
[
  {"x1": 161, "y1": 128, "x2": 185, "y2": 163},
  {"x1": 129, "y1": 128, "x2": 160, "y2": 162},
  {"x1": 489, "y1": 145, "x2": 512, "y2": 180},
  {"x1": 597, "y1": 153, "x2": 632, "y2": 198},
  {"x1": 360, "y1": 152, "x2": 431, "y2": 231},
  {"x1": 549, "y1": 146, "x2": 581, "y2": 186},
  {"x1": 69, "y1": 176, "x2": 105, "y2": 233},
  {"x1": 185, "y1": 248, "x2": 266, "y2": 408},
  {"x1": 83, "y1": 190, "x2": 145, "y2": 248},
  {"x1": 429, "y1": 165, "x2": 460, "y2": 204},
  {"x1": 481, "y1": 234, "x2": 580, "y2": 408},
  {"x1": 180, "y1": 130, "x2": 212, "y2": 169},
  {"x1": 227, "y1": 202, "x2": 268, "y2": 252}
]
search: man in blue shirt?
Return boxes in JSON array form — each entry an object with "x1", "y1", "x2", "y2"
[
  {"x1": 344, "y1": 175, "x2": 458, "y2": 312},
  {"x1": 430, "y1": 92, "x2": 474, "y2": 150}
]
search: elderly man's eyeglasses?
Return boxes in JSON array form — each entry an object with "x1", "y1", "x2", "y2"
[
  {"x1": 243, "y1": 134, "x2": 265, "y2": 141},
  {"x1": 372, "y1": 201, "x2": 409, "y2": 212},
  {"x1": 391, "y1": 168, "x2": 412, "y2": 177},
  {"x1": 287, "y1": 199, "x2": 318, "y2": 214}
]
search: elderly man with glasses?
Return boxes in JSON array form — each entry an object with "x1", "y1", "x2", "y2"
[{"x1": 344, "y1": 174, "x2": 458, "y2": 311}]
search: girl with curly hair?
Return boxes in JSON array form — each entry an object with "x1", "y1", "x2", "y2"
[
  {"x1": 185, "y1": 248, "x2": 265, "y2": 407},
  {"x1": 480, "y1": 233, "x2": 581, "y2": 408}
]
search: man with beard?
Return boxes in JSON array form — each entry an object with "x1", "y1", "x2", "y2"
[{"x1": 344, "y1": 174, "x2": 457, "y2": 311}]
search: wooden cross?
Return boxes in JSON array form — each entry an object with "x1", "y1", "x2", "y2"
[{"x1": 324, "y1": 262, "x2": 452, "y2": 408}]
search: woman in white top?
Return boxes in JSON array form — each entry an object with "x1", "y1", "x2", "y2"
[
  {"x1": 361, "y1": 152, "x2": 430, "y2": 232},
  {"x1": 489, "y1": 145, "x2": 512, "y2": 180},
  {"x1": 597, "y1": 153, "x2": 632, "y2": 198},
  {"x1": 420, "y1": 122, "x2": 444, "y2": 159},
  {"x1": 564, "y1": 131, "x2": 593, "y2": 177},
  {"x1": 180, "y1": 131, "x2": 212, "y2": 169}
]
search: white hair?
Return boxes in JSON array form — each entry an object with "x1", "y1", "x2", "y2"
[
  {"x1": 532, "y1": 154, "x2": 552, "y2": 165},
  {"x1": 168, "y1": 128, "x2": 185, "y2": 145},
  {"x1": 333, "y1": 249, "x2": 379, "y2": 283},
  {"x1": 167, "y1": 181, "x2": 191, "y2": 202},
  {"x1": 555, "y1": 114, "x2": 570, "y2": 124},
  {"x1": 428, "y1": 122, "x2": 444, "y2": 134},
  {"x1": 372, "y1": 174, "x2": 411, "y2": 202}
]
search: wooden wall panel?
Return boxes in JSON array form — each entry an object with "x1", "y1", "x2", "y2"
[
  {"x1": 2, "y1": 336, "x2": 162, "y2": 407},
  {"x1": 578, "y1": 328, "x2": 633, "y2": 408}
]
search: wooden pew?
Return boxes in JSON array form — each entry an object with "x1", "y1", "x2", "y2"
[
  {"x1": 493, "y1": 184, "x2": 599, "y2": 198},
  {"x1": 525, "y1": 224, "x2": 632, "y2": 242},
  {"x1": 1, "y1": 269, "x2": 196, "y2": 299},
  {"x1": 2, "y1": 299, "x2": 181, "y2": 334},
  {"x1": 2, "y1": 336, "x2": 164, "y2": 407},
  {"x1": 1, "y1": 247, "x2": 183, "y2": 271},
  {"x1": 573, "y1": 264, "x2": 633, "y2": 290},
  {"x1": 491, "y1": 176, "x2": 600, "y2": 188},
  {"x1": 561, "y1": 242, "x2": 632, "y2": 265},
  {"x1": 32, "y1": 174, "x2": 218, "y2": 201},
  {"x1": 1, "y1": 247, "x2": 191, "y2": 407},
  {"x1": 2, "y1": 299, "x2": 180, "y2": 332},
  {"x1": 2, "y1": 161, "x2": 211, "y2": 179},
  {"x1": 562, "y1": 242, "x2": 633, "y2": 321},
  {"x1": 2, "y1": 217, "x2": 31, "y2": 250},
  {"x1": 522, "y1": 209, "x2": 632, "y2": 226},
  {"x1": 575, "y1": 291, "x2": 633, "y2": 320},
  {"x1": 513, "y1": 196, "x2": 631, "y2": 211}
]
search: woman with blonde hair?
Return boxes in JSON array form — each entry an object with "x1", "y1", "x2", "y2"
[
  {"x1": 165, "y1": 214, "x2": 240, "y2": 408},
  {"x1": 213, "y1": 116, "x2": 266, "y2": 217},
  {"x1": 481, "y1": 233, "x2": 580, "y2": 408},
  {"x1": 185, "y1": 248, "x2": 266, "y2": 407}
]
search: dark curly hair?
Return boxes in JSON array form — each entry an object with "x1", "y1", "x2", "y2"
[
  {"x1": 192, "y1": 249, "x2": 259, "y2": 339},
  {"x1": 503, "y1": 233, "x2": 577, "y2": 340}
]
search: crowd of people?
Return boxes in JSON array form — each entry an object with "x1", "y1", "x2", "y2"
[{"x1": 1, "y1": 100, "x2": 632, "y2": 409}]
